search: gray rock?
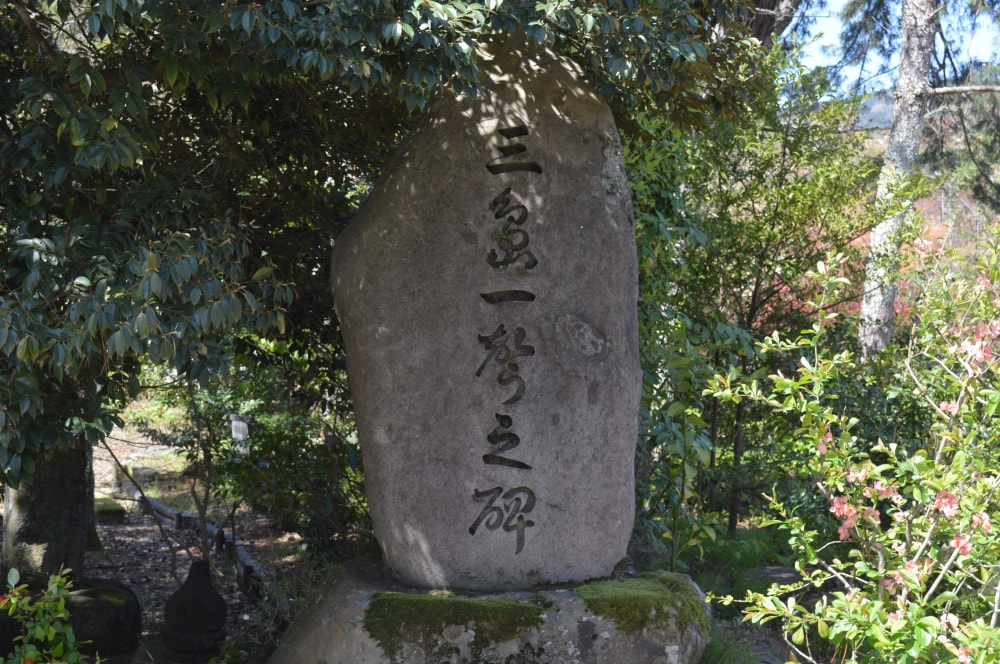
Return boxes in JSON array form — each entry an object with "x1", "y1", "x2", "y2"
[
  {"x1": 331, "y1": 35, "x2": 640, "y2": 591},
  {"x1": 268, "y1": 558, "x2": 710, "y2": 664}
]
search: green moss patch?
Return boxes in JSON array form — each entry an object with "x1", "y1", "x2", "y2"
[
  {"x1": 94, "y1": 493, "x2": 126, "y2": 524},
  {"x1": 363, "y1": 592, "x2": 544, "y2": 660},
  {"x1": 576, "y1": 572, "x2": 709, "y2": 635}
]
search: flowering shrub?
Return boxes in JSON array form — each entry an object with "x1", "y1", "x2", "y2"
[
  {"x1": 710, "y1": 244, "x2": 1000, "y2": 663},
  {"x1": 0, "y1": 568, "x2": 88, "y2": 664}
]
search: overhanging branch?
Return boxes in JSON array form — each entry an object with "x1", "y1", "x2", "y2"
[{"x1": 926, "y1": 85, "x2": 1000, "y2": 96}]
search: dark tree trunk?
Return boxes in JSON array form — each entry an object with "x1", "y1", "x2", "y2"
[
  {"x1": 2, "y1": 437, "x2": 92, "y2": 586},
  {"x1": 747, "y1": 0, "x2": 803, "y2": 47}
]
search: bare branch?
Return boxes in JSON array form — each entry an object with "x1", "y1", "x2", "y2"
[{"x1": 926, "y1": 85, "x2": 1000, "y2": 96}]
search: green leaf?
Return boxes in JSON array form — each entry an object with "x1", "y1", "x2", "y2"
[
  {"x1": 134, "y1": 312, "x2": 149, "y2": 337},
  {"x1": 6, "y1": 568, "x2": 19, "y2": 588},
  {"x1": 164, "y1": 59, "x2": 178, "y2": 87}
]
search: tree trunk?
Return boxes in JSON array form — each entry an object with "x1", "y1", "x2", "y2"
[
  {"x1": 727, "y1": 399, "x2": 747, "y2": 535},
  {"x1": 747, "y1": 0, "x2": 803, "y2": 47},
  {"x1": 858, "y1": 0, "x2": 936, "y2": 359},
  {"x1": 2, "y1": 438, "x2": 92, "y2": 587}
]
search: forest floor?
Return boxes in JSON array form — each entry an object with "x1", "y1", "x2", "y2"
[{"x1": 89, "y1": 429, "x2": 310, "y2": 662}]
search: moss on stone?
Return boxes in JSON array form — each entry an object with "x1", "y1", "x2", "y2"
[
  {"x1": 73, "y1": 587, "x2": 127, "y2": 605},
  {"x1": 363, "y1": 591, "x2": 545, "y2": 660},
  {"x1": 94, "y1": 494, "x2": 126, "y2": 523},
  {"x1": 575, "y1": 571, "x2": 709, "y2": 635}
]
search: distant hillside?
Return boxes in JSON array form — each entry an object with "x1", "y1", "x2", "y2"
[{"x1": 857, "y1": 91, "x2": 893, "y2": 129}]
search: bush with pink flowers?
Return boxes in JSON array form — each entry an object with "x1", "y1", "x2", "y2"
[{"x1": 710, "y1": 243, "x2": 1000, "y2": 663}]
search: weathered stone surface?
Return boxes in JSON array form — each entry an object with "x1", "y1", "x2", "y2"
[
  {"x1": 331, "y1": 35, "x2": 640, "y2": 591},
  {"x1": 69, "y1": 580, "x2": 143, "y2": 658},
  {"x1": 95, "y1": 492, "x2": 127, "y2": 525},
  {"x1": 268, "y1": 558, "x2": 709, "y2": 664}
]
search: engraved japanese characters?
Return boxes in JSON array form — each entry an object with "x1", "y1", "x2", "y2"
[{"x1": 331, "y1": 36, "x2": 640, "y2": 591}]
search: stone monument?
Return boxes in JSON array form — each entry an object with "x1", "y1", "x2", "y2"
[
  {"x1": 331, "y1": 33, "x2": 640, "y2": 592},
  {"x1": 269, "y1": 34, "x2": 710, "y2": 664}
]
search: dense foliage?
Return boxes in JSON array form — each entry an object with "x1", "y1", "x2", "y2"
[
  {"x1": 0, "y1": 0, "x2": 759, "y2": 488},
  {"x1": 627, "y1": 47, "x2": 883, "y2": 557}
]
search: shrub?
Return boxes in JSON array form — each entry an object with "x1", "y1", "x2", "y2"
[
  {"x1": 714, "y1": 244, "x2": 1000, "y2": 663},
  {"x1": 0, "y1": 568, "x2": 88, "y2": 664}
]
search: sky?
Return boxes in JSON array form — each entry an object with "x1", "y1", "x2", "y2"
[{"x1": 799, "y1": 0, "x2": 1000, "y2": 90}]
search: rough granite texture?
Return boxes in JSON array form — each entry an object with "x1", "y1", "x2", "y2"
[
  {"x1": 331, "y1": 35, "x2": 640, "y2": 591},
  {"x1": 267, "y1": 558, "x2": 710, "y2": 664}
]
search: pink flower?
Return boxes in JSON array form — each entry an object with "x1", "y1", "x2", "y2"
[
  {"x1": 846, "y1": 467, "x2": 868, "y2": 483},
  {"x1": 817, "y1": 426, "x2": 833, "y2": 456},
  {"x1": 913, "y1": 238, "x2": 933, "y2": 256},
  {"x1": 939, "y1": 401, "x2": 960, "y2": 416},
  {"x1": 934, "y1": 490, "x2": 959, "y2": 518},
  {"x1": 831, "y1": 495, "x2": 856, "y2": 519},
  {"x1": 896, "y1": 558, "x2": 925, "y2": 583},
  {"x1": 953, "y1": 534, "x2": 971, "y2": 556},
  {"x1": 958, "y1": 646, "x2": 972, "y2": 664},
  {"x1": 864, "y1": 481, "x2": 897, "y2": 500},
  {"x1": 978, "y1": 319, "x2": 1000, "y2": 341},
  {"x1": 887, "y1": 610, "x2": 901, "y2": 621},
  {"x1": 977, "y1": 276, "x2": 992, "y2": 288},
  {"x1": 960, "y1": 339, "x2": 991, "y2": 364},
  {"x1": 973, "y1": 512, "x2": 993, "y2": 534}
]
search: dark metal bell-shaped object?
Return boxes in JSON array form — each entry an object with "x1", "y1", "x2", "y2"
[{"x1": 163, "y1": 559, "x2": 227, "y2": 663}]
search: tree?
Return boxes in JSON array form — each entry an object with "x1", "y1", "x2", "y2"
[
  {"x1": 845, "y1": 0, "x2": 1000, "y2": 358},
  {"x1": 628, "y1": 48, "x2": 881, "y2": 544},
  {"x1": 0, "y1": 1, "x2": 759, "y2": 583},
  {"x1": 856, "y1": 0, "x2": 937, "y2": 359}
]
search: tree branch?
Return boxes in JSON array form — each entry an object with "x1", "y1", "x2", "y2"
[
  {"x1": 926, "y1": 85, "x2": 1000, "y2": 96},
  {"x1": 13, "y1": 1, "x2": 58, "y2": 59}
]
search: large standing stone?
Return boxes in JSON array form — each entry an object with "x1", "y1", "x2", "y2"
[{"x1": 332, "y1": 35, "x2": 640, "y2": 591}]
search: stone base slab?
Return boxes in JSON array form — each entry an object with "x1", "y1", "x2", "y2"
[{"x1": 268, "y1": 557, "x2": 709, "y2": 664}]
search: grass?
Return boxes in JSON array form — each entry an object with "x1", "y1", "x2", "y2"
[{"x1": 700, "y1": 624, "x2": 772, "y2": 664}]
